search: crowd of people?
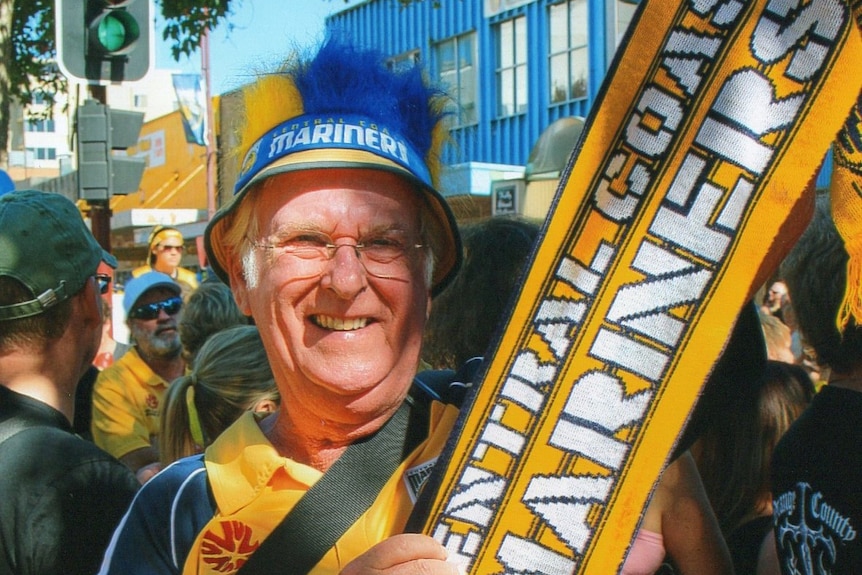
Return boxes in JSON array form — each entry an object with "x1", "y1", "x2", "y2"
[{"x1": 0, "y1": 33, "x2": 858, "y2": 575}]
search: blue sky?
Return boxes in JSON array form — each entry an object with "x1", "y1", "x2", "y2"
[{"x1": 154, "y1": 1, "x2": 341, "y2": 95}]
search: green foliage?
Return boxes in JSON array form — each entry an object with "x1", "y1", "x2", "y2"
[
  {"x1": 8, "y1": 0, "x2": 241, "y2": 116},
  {"x1": 12, "y1": 0, "x2": 64, "y2": 117},
  {"x1": 160, "y1": 0, "x2": 236, "y2": 61}
]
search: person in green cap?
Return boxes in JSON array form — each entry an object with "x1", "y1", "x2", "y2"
[{"x1": 0, "y1": 190, "x2": 139, "y2": 575}]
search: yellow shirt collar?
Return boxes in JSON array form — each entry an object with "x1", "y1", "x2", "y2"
[{"x1": 204, "y1": 412, "x2": 324, "y2": 515}]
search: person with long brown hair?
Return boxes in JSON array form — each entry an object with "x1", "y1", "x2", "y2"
[
  {"x1": 160, "y1": 325, "x2": 279, "y2": 465},
  {"x1": 695, "y1": 360, "x2": 814, "y2": 574}
]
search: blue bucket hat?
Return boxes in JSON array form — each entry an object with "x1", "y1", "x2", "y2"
[{"x1": 123, "y1": 271, "x2": 182, "y2": 315}]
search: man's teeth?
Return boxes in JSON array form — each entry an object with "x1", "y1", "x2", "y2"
[{"x1": 315, "y1": 316, "x2": 368, "y2": 331}]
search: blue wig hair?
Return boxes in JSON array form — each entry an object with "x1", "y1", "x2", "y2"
[
  {"x1": 233, "y1": 31, "x2": 451, "y2": 187},
  {"x1": 293, "y1": 33, "x2": 447, "y2": 164}
]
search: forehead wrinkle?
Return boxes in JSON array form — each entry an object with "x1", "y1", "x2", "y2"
[
  {"x1": 267, "y1": 204, "x2": 417, "y2": 240},
  {"x1": 254, "y1": 170, "x2": 423, "y2": 237}
]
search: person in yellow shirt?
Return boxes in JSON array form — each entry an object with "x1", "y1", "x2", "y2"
[
  {"x1": 97, "y1": 35, "x2": 464, "y2": 575},
  {"x1": 91, "y1": 271, "x2": 186, "y2": 484},
  {"x1": 132, "y1": 225, "x2": 199, "y2": 295}
]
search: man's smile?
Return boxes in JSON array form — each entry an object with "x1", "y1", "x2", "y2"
[{"x1": 312, "y1": 314, "x2": 369, "y2": 331}]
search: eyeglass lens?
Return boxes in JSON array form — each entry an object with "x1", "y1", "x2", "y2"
[
  {"x1": 95, "y1": 274, "x2": 112, "y2": 295},
  {"x1": 255, "y1": 234, "x2": 421, "y2": 280}
]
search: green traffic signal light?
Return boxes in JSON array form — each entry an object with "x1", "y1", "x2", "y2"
[
  {"x1": 56, "y1": 0, "x2": 153, "y2": 83},
  {"x1": 94, "y1": 10, "x2": 140, "y2": 54}
]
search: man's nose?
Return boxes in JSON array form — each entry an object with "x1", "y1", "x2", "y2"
[{"x1": 320, "y1": 243, "x2": 368, "y2": 298}]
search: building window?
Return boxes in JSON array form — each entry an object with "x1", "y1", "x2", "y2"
[
  {"x1": 133, "y1": 94, "x2": 148, "y2": 108},
  {"x1": 615, "y1": 0, "x2": 638, "y2": 47},
  {"x1": 497, "y1": 15, "x2": 527, "y2": 117},
  {"x1": 436, "y1": 33, "x2": 477, "y2": 126},
  {"x1": 25, "y1": 118, "x2": 56, "y2": 132},
  {"x1": 27, "y1": 147, "x2": 57, "y2": 160},
  {"x1": 387, "y1": 50, "x2": 421, "y2": 73},
  {"x1": 549, "y1": 0, "x2": 589, "y2": 103}
]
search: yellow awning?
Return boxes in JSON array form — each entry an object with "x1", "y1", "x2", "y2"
[{"x1": 110, "y1": 110, "x2": 209, "y2": 213}]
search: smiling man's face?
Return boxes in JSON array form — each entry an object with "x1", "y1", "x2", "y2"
[{"x1": 229, "y1": 168, "x2": 431, "y2": 426}]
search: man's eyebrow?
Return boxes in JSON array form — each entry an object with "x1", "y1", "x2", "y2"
[
  {"x1": 268, "y1": 222, "x2": 323, "y2": 238},
  {"x1": 266, "y1": 221, "x2": 414, "y2": 240},
  {"x1": 365, "y1": 223, "x2": 411, "y2": 235}
]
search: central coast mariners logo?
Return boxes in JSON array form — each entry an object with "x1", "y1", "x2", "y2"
[
  {"x1": 199, "y1": 520, "x2": 261, "y2": 573},
  {"x1": 405, "y1": 458, "x2": 439, "y2": 503},
  {"x1": 774, "y1": 483, "x2": 857, "y2": 575},
  {"x1": 239, "y1": 140, "x2": 261, "y2": 182}
]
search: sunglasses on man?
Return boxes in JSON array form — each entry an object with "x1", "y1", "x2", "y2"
[
  {"x1": 94, "y1": 273, "x2": 111, "y2": 295},
  {"x1": 128, "y1": 296, "x2": 183, "y2": 320}
]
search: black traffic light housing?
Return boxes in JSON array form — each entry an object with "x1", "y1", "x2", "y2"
[
  {"x1": 76, "y1": 100, "x2": 146, "y2": 200},
  {"x1": 57, "y1": 0, "x2": 153, "y2": 83}
]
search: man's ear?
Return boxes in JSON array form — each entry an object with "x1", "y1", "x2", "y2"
[
  {"x1": 226, "y1": 258, "x2": 253, "y2": 316},
  {"x1": 252, "y1": 398, "x2": 278, "y2": 413},
  {"x1": 81, "y1": 278, "x2": 104, "y2": 328}
]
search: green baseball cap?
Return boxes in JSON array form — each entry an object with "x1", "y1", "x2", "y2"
[{"x1": 0, "y1": 190, "x2": 117, "y2": 321}]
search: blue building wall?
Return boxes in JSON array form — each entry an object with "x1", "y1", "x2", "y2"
[
  {"x1": 327, "y1": 0, "x2": 618, "y2": 173},
  {"x1": 327, "y1": 0, "x2": 838, "y2": 192}
]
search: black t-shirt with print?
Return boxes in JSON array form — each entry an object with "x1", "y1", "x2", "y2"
[{"x1": 771, "y1": 385, "x2": 862, "y2": 575}]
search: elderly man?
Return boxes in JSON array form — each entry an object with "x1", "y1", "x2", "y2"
[
  {"x1": 91, "y1": 271, "x2": 185, "y2": 483},
  {"x1": 0, "y1": 191, "x2": 139, "y2": 575},
  {"x1": 98, "y1": 36, "x2": 462, "y2": 575}
]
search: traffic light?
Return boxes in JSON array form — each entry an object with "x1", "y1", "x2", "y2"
[
  {"x1": 76, "y1": 100, "x2": 146, "y2": 201},
  {"x1": 56, "y1": 0, "x2": 153, "y2": 83}
]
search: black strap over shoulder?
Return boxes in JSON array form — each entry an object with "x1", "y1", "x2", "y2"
[
  {"x1": 236, "y1": 401, "x2": 417, "y2": 575},
  {"x1": 235, "y1": 360, "x2": 481, "y2": 575}
]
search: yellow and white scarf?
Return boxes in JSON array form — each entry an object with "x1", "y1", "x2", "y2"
[
  {"x1": 833, "y1": 89, "x2": 862, "y2": 333},
  {"x1": 414, "y1": 1, "x2": 862, "y2": 573}
]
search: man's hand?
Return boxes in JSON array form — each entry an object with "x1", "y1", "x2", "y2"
[{"x1": 340, "y1": 534, "x2": 461, "y2": 575}]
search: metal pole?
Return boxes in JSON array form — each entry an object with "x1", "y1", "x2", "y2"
[
  {"x1": 84, "y1": 85, "x2": 115, "y2": 332},
  {"x1": 201, "y1": 23, "x2": 217, "y2": 219},
  {"x1": 87, "y1": 84, "x2": 111, "y2": 253}
]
